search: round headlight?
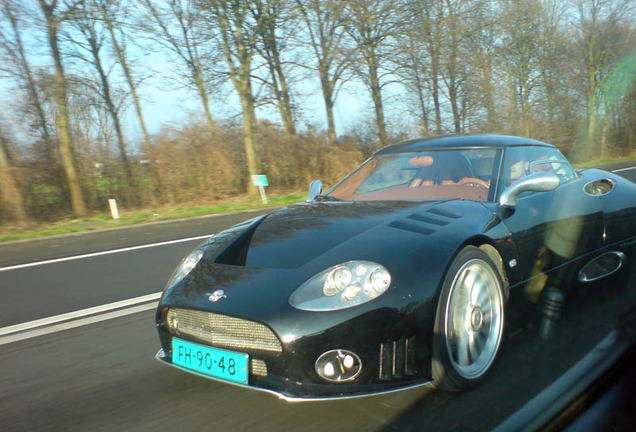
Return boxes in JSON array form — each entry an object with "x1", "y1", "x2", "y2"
[
  {"x1": 323, "y1": 278, "x2": 339, "y2": 297},
  {"x1": 363, "y1": 267, "x2": 392, "y2": 298},
  {"x1": 355, "y1": 264, "x2": 368, "y2": 277},
  {"x1": 342, "y1": 282, "x2": 361, "y2": 301},
  {"x1": 290, "y1": 261, "x2": 392, "y2": 311},
  {"x1": 331, "y1": 266, "x2": 352, "y2": 290}
]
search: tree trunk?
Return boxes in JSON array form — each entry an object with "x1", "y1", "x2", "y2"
[
  {"x1": 194, "y1": 67, "x2": 217, "y2": 135},
  {"x1": 320, "y1": 70, "x2": 337, "y2": 143},
  {"x1": 273, "y1": 60, "x2": 297, "y2": 139},
  {"x1": 368, "y1": 53, "x2": 388, "y2": 146},
  {"x1": 445, "y1": 4, "x2": 461, "y2": 134},
  {"x1": 0, "y1": 136, "x2": 29, "y2": 224},
  {"x1": 587, "y1": 70, "x2": 597, "y2": 159},
  {"x1": 3, "y1": 1, "x2": 60, "y2": 181},
  {"x1": 482, "y1": 64, "x2": 496, "y2": 129},
  {"x1": 105, "y1": 21, "x2": 153, "y2": 150},
  {"x1": 522, "y1": 80, "x2": 531, "y2": 137},
  {"x1": 262, "y1": 30, "x2": 297, "y2": 140},
  {"x1": 414, "y1": 70, "x2": 429, "y2": 135},
  {"x1": 425, "y1": 12, "x2": 442, "y2": 134},
  {"x1": 40, "y1": 1, "x2": 87, "y2": 216},
  {"x1": 87, "y1": 33, "x2": 137, "y2": 204},
  {"x1": 239, "y1": 79, "x2": 259, "y2": 198},
  {"x1": 430, "y1": 46, "x2": 442, "y2": 133},
  {"x1": 105, "y1": 20, "x2": 162, "y2": 203},
  {"x1": 448, "y1": 69, "x2": 461, "y2": 134}
]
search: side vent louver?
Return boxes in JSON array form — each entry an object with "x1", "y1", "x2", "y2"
[{"x1": 379, "y1": 336, "x2": 416, "y2": 381}]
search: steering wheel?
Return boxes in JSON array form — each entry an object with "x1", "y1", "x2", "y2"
[{"x1": 457, "y1": 177, "x2": 490, "y2": 188}]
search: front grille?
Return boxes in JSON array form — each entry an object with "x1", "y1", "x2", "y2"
[{"x1": 166, "y1": 308, "x2": 282, "y2": 353}]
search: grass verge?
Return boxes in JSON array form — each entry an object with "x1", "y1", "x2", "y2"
[
  {"x1": 573, "y1": 154, "x2": 636, "y2": 168},
  {"x1": 0, "y1": 193, "x2": 304, "y2": 243}
]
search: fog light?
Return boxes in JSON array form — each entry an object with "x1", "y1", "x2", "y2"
[{"x1": 315, "y1": 349, "x2": 362, "y2": 382}]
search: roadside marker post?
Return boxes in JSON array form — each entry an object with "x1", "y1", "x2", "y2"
[
  {"x1": 251, "y1": 175, "x2": 269, "y2": 205},
  {"x1": 108, "y1": 199, "x2": 120, "y2": 220}
]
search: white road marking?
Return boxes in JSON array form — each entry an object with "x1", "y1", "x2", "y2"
[
  {"x1": 0, "y1": 302, "x2": 158, "y2": 346},
  {"x1": 612, "y1": 166, "x2": 636, "y2": 173},
  {"x1": 0, "y1": 234, "x2": 212, "y2": 273},
  {"x1": 0, "y1": 292, "x2": 162, "y2": 345}
]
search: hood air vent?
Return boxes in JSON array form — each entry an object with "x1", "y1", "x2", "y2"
[
  {"x1": 389, "y1": 204, "x2": 463, "y2": 236},
  {"x1": 215, "y1": 217, "x2": 266, "y2": 266}
]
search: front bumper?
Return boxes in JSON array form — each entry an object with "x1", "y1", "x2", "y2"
[
  {"x1": 155, "y1": 347, "x2": 432, "y2": 401},
  {"x1": 155, "y1": 306, "x2": 433, "y2": 400}
]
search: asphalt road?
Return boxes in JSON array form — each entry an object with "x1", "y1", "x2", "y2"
[
  {"x1": 0, "y1": 164, "x2": 634, "y2": 432},
  {"x1": 0, "y1": 209, "x2": 271, "y2": 327}
]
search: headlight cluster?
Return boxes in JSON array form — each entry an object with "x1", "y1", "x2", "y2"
[
  {"x1": 166, "y1": 249, "x2": 203, "y2": 290},
  {"x1": 289, "y1": 261, "x2": 392, "y2": 311}
]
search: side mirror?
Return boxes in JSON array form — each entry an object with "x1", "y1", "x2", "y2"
[
  {"x1": 306, "y1": 180, "x2": 323, "y2": 202},
  {"x1": 499, "y1": 172, "x2": 560, "y2": 207}
]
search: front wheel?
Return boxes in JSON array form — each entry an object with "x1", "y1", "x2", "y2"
[{"x1": 432, "y1": 246, "x2": 505, "y2": 392}]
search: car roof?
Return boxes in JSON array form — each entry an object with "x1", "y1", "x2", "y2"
[{"x1": 376, "y1": 134, "x2": 554, "y2": 155}]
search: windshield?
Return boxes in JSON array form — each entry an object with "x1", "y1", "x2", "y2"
[{"x1": 327, "y1": 148, "x2": 500, "y2": 202}]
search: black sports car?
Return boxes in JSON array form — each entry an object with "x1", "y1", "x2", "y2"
[{"x1": 155, "y1": 135, "x2": 636, "y2": 400}]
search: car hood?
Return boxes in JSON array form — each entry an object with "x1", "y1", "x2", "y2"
[{"x1": 242, "y1": 201, "x2": 427, "y2": 268}]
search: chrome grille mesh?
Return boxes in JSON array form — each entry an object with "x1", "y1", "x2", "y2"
[
  {"x1": 251, "y1": 359, "x2": 268, "y2": 376},
  {"x1": 166, "y1": 308, "x2": 282, "y2": 353}
]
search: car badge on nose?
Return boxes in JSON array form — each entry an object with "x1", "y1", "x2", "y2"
[{"x1": 207, "y1": 290, "x2": 227, "y2": 302}]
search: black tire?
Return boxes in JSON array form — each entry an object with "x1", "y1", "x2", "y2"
[{"x1": 432, "y1": 246, "x2": 505, "y2": 392}]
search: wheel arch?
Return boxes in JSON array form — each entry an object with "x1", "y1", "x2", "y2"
[{"x1": 463, "y1": 236, "x2": 510, "y2": 302}]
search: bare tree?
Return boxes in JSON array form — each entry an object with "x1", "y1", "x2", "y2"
[
  {"x1": 574, "y1": 0, "x2": 635, "y2": 157},
  {"x1": 69, "y1": 0, "x2": 137, "y2": 203},
  {"x1": 405, "y1": 0, "x2": 444, "y2": 134},
  {"x1": 140, "y1": 0, "x2": 218, "y2": 135},
  {"x1": 249, "y1": 0, "x2": 298, "y2": 139},
  {"x1": 38, "y1": 0, "x2": 87, "y2": 216},
  {"x1": 398, "y1": 32, "x2": 431, "y2": 135},
  {"x1": 461, "y1": 3, "x2": 500, "y2": 131},
  {"x1": 296, "y1": 0, "x2": 353, "y2": 143},
  {"x1": 199, "y1": 0, "x2": 262, "y2": 195},
  {"x1": 97, "y1": 0, "x2": 153, "y2": 152},
  {"x1": 0, "y1": 0, "x2": 59, "y2": 172},
  {"x1": 344, "y1": 0, "x2": 404, "y2": 146},
  {"x1": 496, "y1": 0, "x2": 544, "y2": 137},
  {"x1": 439, "y1": 0, "x2": 485, "y2": 134}
]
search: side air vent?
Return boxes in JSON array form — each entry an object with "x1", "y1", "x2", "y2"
[
  {"x1": 379, "y1": 336, "x2": 417, "y2": 381},
  {"x1": 584, "y1": 178, "x2": 616, "y2": 196},
  {"x1": 579, "y1": 251, "x2": 626, "y2": 282}
]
